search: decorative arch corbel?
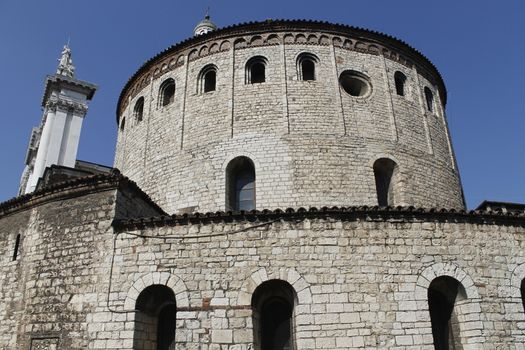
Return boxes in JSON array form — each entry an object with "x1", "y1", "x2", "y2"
[
  {"x1": 415, "y1": 262, "x2": 479, "y2": 299},
  {"x1": 124, "y1": 272, "x2": 189, "y2": 311},
  {"x1": 237, "y1": 267, "x2": 312, "y2": 307}
]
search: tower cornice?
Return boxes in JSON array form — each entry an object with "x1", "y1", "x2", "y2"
[{"x1": 42, "y1": 74, "x2": 97, "y2": 108}]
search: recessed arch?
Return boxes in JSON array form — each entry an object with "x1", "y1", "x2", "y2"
[
  {"x1": 294, "y1": 34, "x2": 306, "y2": 44},
  {"x1": 250, "y1": 35, "x2": 263, "y2": 46}
]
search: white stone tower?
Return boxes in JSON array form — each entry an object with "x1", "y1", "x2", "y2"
[{"x1": 20, "y1": 45, "x2": 97, "y2": 194}]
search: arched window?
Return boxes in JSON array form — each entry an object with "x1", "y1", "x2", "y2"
[
  {"x1": 373, "y1": 158, "x2": 398, "y2": 207},
  {"x1": 246, "y1": 56, "x2": 268, "y2": 84},
  {"x1": 297, "y1": 53, "x2": 318, "y2": 81},
  {"x1": 394, "y1": 71, "x2": 407, "y2": 96},
  {"x1": 424, "y1": 87, "x2": 434, "y2": 112},
  {"x1": 199, "y1": 65, "x2": 217, "y2": 93},
  {"x1": 12, "y1": 234, "x2": 20, "y2": 261},
  {"x1": 134, "y1": 285, "x2": 176, "y2": 350},
  {"x1": 159, "y1": 78, "x2": 175, "y2": 107},
  {"x1": 225, "y1": 156, "x2": 255, "y2": 211},
  {"x1": 120, "y1": 117, "x2": 126, "y2": 132},
  {"x1": 252, "y1": 280, "x2": 296, "y2": 350},
  {"x1": 134, "y1": 97, "x2": 144, "y2": 122},
  {"x1": 428, "y1": 276, "x2": 466, "y2": 350}
]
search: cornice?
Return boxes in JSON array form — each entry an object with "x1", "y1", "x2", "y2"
[
  {"x1": 46, "y1": 98, "x2": 88, "y2": 115},
  {"x1": 42, "y1": 74, "x2": 97, "y2": 108},
  {"x1": 116, "y1": 19, "x2": 448, "y2": 123},
  {"x1": 0, "y1": 169, "x2": 166, "y2": 219},
  {"x1": 113, "y1": 205, "x2": 525, "y2": 232}
]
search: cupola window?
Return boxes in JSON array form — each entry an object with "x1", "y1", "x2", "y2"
[
  {"x1": 159, "y1": 78, "x2": 175, "y2": 107},
  {"x1": 297, "y1": 53, "x2": 319, "y2": 81},
  {"x1": 246, "y1": 56, "x2": 268, "y2": 84},
  {"x1": 199, "y1": 65, "x2": 217, "y2": 93},
  {"x1": 394, "y1": 71, "x2": 407, "y2": 96}
]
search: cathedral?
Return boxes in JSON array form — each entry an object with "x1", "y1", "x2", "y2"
[{"x1": 1, "y1": 16, "x2": 524, "y2": 349}]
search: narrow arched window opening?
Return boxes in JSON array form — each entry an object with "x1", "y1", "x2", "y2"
[
  {"x1": 373, "y1": 158, "x2": 398, "y2": 207},
  {"x1": 301, "y1": 59, "x2": 315, "y2": 81},
  {"x1": 12, "y1": 234, "x2": 20, "y2": 261},
  {"x1": 199, "y1": 65, "x2": 218, "y2": 93},
  {"x1": 428, "y1": 276, "x2": 466, "y2": 350},
  {"x1": 394, "y1": 71, "x2": 407, "y2": 96},
  {"x1": 159, "y1": 78, "x2": 175, "y2": 107},
  {"x1": 246, "y1": 57, "x2": 267, "y2": 84},
  {"x1": 226, "y1": 156, "x2": 255, "y2": 211},
  {"x1": 297, "y1": 53, "x2": 318, "y2": 81},
  {"x1": 424, "y1": 87, "x2": 434, "y2": 112},
  {"x1": 204, "y1": 70, "x2": 216, "y2": 92},
  {"x1": 252, "y1": 280, "x2": 296, "y2": 350},
  {"x1": 134, "y1": 97, "x2": 144, "y2": 122},
  {"x1": 134, "y1": 285, "x2": 176, "y2": 350}
]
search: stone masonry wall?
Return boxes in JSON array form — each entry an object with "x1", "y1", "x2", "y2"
[
  {"x1": 95, "y1": 214, "x2": 525, "y2": 349},
  {"x1": 0, "y1": 181, "x2": 524, "y2": 349},
  {"x1": 115, "y1": 28, "x2": 464, "y2": 214},
  {"x1": 0, "y1": 183, "x2": 166, "y2": 350}
]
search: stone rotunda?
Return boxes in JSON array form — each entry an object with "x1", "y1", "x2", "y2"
[{"x1": 0, "y1": 17, "x2": 524, "y2": 350}]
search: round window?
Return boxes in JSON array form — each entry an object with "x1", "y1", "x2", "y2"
[{"x1": 339, "y1": 70, "x2": 372, "y2": 97}]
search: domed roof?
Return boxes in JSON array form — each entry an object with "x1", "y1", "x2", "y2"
[{"x1": 194, "y1": 15, "x2": 217, "y2": 36}]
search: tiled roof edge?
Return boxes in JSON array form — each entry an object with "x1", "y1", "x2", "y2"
[
  {"x1": 112, "y1": 205, "x2": 525, "y2": 231},
  {"x1": 0, "y1": 169, "x2": 166, "y2": 218},
  {"x1": 116, "y1": 19, "x2": 447, "y2": 122}
]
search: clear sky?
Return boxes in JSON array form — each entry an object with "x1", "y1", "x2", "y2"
[{"x1": 0, "y1": 0, "x2": 523, "y2": 209}]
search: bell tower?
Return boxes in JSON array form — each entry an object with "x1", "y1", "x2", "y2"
[{"x1": 20, "y1": 45, "x2": 97, "y2": 194}]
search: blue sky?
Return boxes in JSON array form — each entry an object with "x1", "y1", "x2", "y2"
[{"x1": 0, "y1": 0, "x2": 523, "y2": 209}]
